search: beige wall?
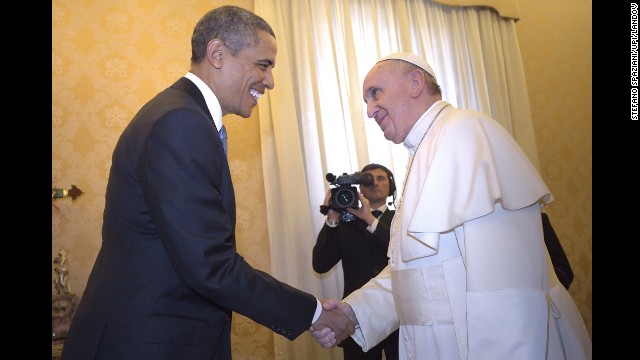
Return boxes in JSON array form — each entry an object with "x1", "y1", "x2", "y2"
[
  {"x1": 515, "y1": 0, "x2": 592, "y2": 337},
  {"x1": 52, "y1": 0, "x2": 591, "y2": 357}
]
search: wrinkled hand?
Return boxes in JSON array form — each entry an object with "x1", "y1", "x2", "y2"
[
  {"x1": 309, "y1": 300, "x2": 355, "y2": 347},
  {"x1": 310, "y1": 299, "x2": 358, "y2": 348}
]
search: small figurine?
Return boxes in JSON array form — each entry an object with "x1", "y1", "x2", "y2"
[
  {"x1": 53, "y1": 249, "x2": 71, "y2": 295},
  {"x1": 52, "y1": 248, "x2": 78, "y2": 341}
]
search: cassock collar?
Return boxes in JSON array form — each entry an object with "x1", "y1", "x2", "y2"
[{"x1": 403, "y1": 100, "x2": 450, "y2": 153}]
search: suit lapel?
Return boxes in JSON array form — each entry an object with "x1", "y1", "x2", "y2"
[{"x1": 172, "y1": 77, "x2": 235, "y2": 218}]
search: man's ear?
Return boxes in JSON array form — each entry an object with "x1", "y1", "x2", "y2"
[
  {"x1": 409, "y1": 68, "x2": 426, "y2": 97},
  {"x1": 207, "y1": 39, "x2": 224, "y2": 69}
]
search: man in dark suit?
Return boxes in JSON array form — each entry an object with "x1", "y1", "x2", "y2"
[
  {"x1": 61, "y1": 6, "x2": 353, "y2": 360},
  {"x1": 313, "y1": 163, "x2": 400, "y2": 360},
  {"x1": 542, "y1": 212, "x2": 575, "y2": 290}
]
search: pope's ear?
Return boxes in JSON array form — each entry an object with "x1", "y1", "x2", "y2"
[{"x1": 409, "y1": 68, "x2": 426, "y2": 97}]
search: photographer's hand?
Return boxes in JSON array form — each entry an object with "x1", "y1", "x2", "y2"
[
  {"x1": 323, "y1": 189, "x2": 341, "y2": 225},
  {"x1": 346, "y1": 193, "x2": 377, "y2": 225}
]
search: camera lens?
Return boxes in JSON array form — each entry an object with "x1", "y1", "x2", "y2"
[{"x1": 335, "y1": 188, "x2": 356, "y2": 208}]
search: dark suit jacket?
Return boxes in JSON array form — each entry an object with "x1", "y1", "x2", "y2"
[
  {"x1": 312, "y1": 209, "x2": 399, "y2": 356},
  {"x1": 61, "y1": 78, "x2": 317, "y2": 360},
  {"x1": 313, "y1": 209, "x2": 394, "y2": 297}
]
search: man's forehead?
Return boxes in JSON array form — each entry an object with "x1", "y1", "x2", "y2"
[{"x1": 366, "y1": 168, "x2": 388, "y2": 176}]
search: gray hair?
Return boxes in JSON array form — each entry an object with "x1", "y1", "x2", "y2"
[{"x1": 191, "y1": 5, "x2": 275, "y2": 63}]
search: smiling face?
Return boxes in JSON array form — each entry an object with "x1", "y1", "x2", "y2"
[
  {"x1": 216, "y1": 30, "x2": 277, "y2": 118},
  {"x1": 362, "y1": 61, "x2": 418, "y2": 144}
]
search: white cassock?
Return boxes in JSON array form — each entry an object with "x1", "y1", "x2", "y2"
[{"x1": 344, "y1": 101, "x2": 592, "y2": 360}]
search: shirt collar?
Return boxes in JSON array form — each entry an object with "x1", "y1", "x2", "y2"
[
  {"x1": 184, "y1": 72, "x2": 224, "y2": 132},
  {"x1": 372, "y1": 204, "x2": 388, "y2": 213}
]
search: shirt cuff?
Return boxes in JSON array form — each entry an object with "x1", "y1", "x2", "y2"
[
  {"x1": 312, "y1": 299, "x2": 322, "y2": 324},
  {"x1": 326, "y1": 218, "x2": 339, "y2": 227},
  {"x1": 366, "y1": 218, "x2": 378, "y2": 233}
]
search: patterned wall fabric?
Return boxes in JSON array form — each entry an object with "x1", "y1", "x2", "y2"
[
  {"x1": 515, "y1": 0, "x2": 592, "y2": 337},
  {"x1": 52, "y1": 0, "x2": 591, "y2": 358}
]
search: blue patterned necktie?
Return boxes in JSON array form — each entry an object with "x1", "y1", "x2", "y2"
[
  {"x1": 371, "y1": 210, "x2": 383, "y2": 218},
  {"x1": 219, "y1": 125, "x2": 228, "y2": 156}
]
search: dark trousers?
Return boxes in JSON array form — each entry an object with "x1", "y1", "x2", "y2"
[{"x1": 341, "y1": 329, "x2": 399, "y2": 360}]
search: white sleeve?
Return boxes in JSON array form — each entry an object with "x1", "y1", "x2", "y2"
[{"x1": 343, "y1": 265, "x2": 399, "y2": 351}]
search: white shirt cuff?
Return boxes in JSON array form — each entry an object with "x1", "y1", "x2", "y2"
[
  {"x1": 366, "y1": 218, "x2": 378, "y2": 233},
  {"x1": 312, "y1": 299, "x2": 322, "y2": 324},
  {"x1": 325, "y1": 218, "x2": 339, "y2": 227}
]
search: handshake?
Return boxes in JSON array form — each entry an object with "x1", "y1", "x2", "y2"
[{"x1": 309, "y1": 299, "x2": 358, "y2": 348}]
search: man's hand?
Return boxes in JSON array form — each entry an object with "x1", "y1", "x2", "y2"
[
  {"x1": 323, "y1": 189, "x2": 341, "y2": 222},
  {"x1": 346, "y1": 193, "x2": 376, "y2": 225},
  {"x1": 309, "y1": 299, "x2": 358, "y2": 348}
]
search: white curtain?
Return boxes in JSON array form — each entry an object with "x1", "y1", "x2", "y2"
[{"x1": 254, "y1": 0, "x2": 538, "y2": 359}]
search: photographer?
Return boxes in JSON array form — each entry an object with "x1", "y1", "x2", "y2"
[{"x1": 313, "y1": 164, "x2": 399, "y2": 360}]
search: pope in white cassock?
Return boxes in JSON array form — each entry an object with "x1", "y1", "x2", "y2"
[{"x1": 312, "y1": 52, "x2": 592, "y2": 360}]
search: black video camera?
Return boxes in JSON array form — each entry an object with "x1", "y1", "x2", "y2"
[{"x1": 325, "y1": 172, "x2": 374, "y2": 222}]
